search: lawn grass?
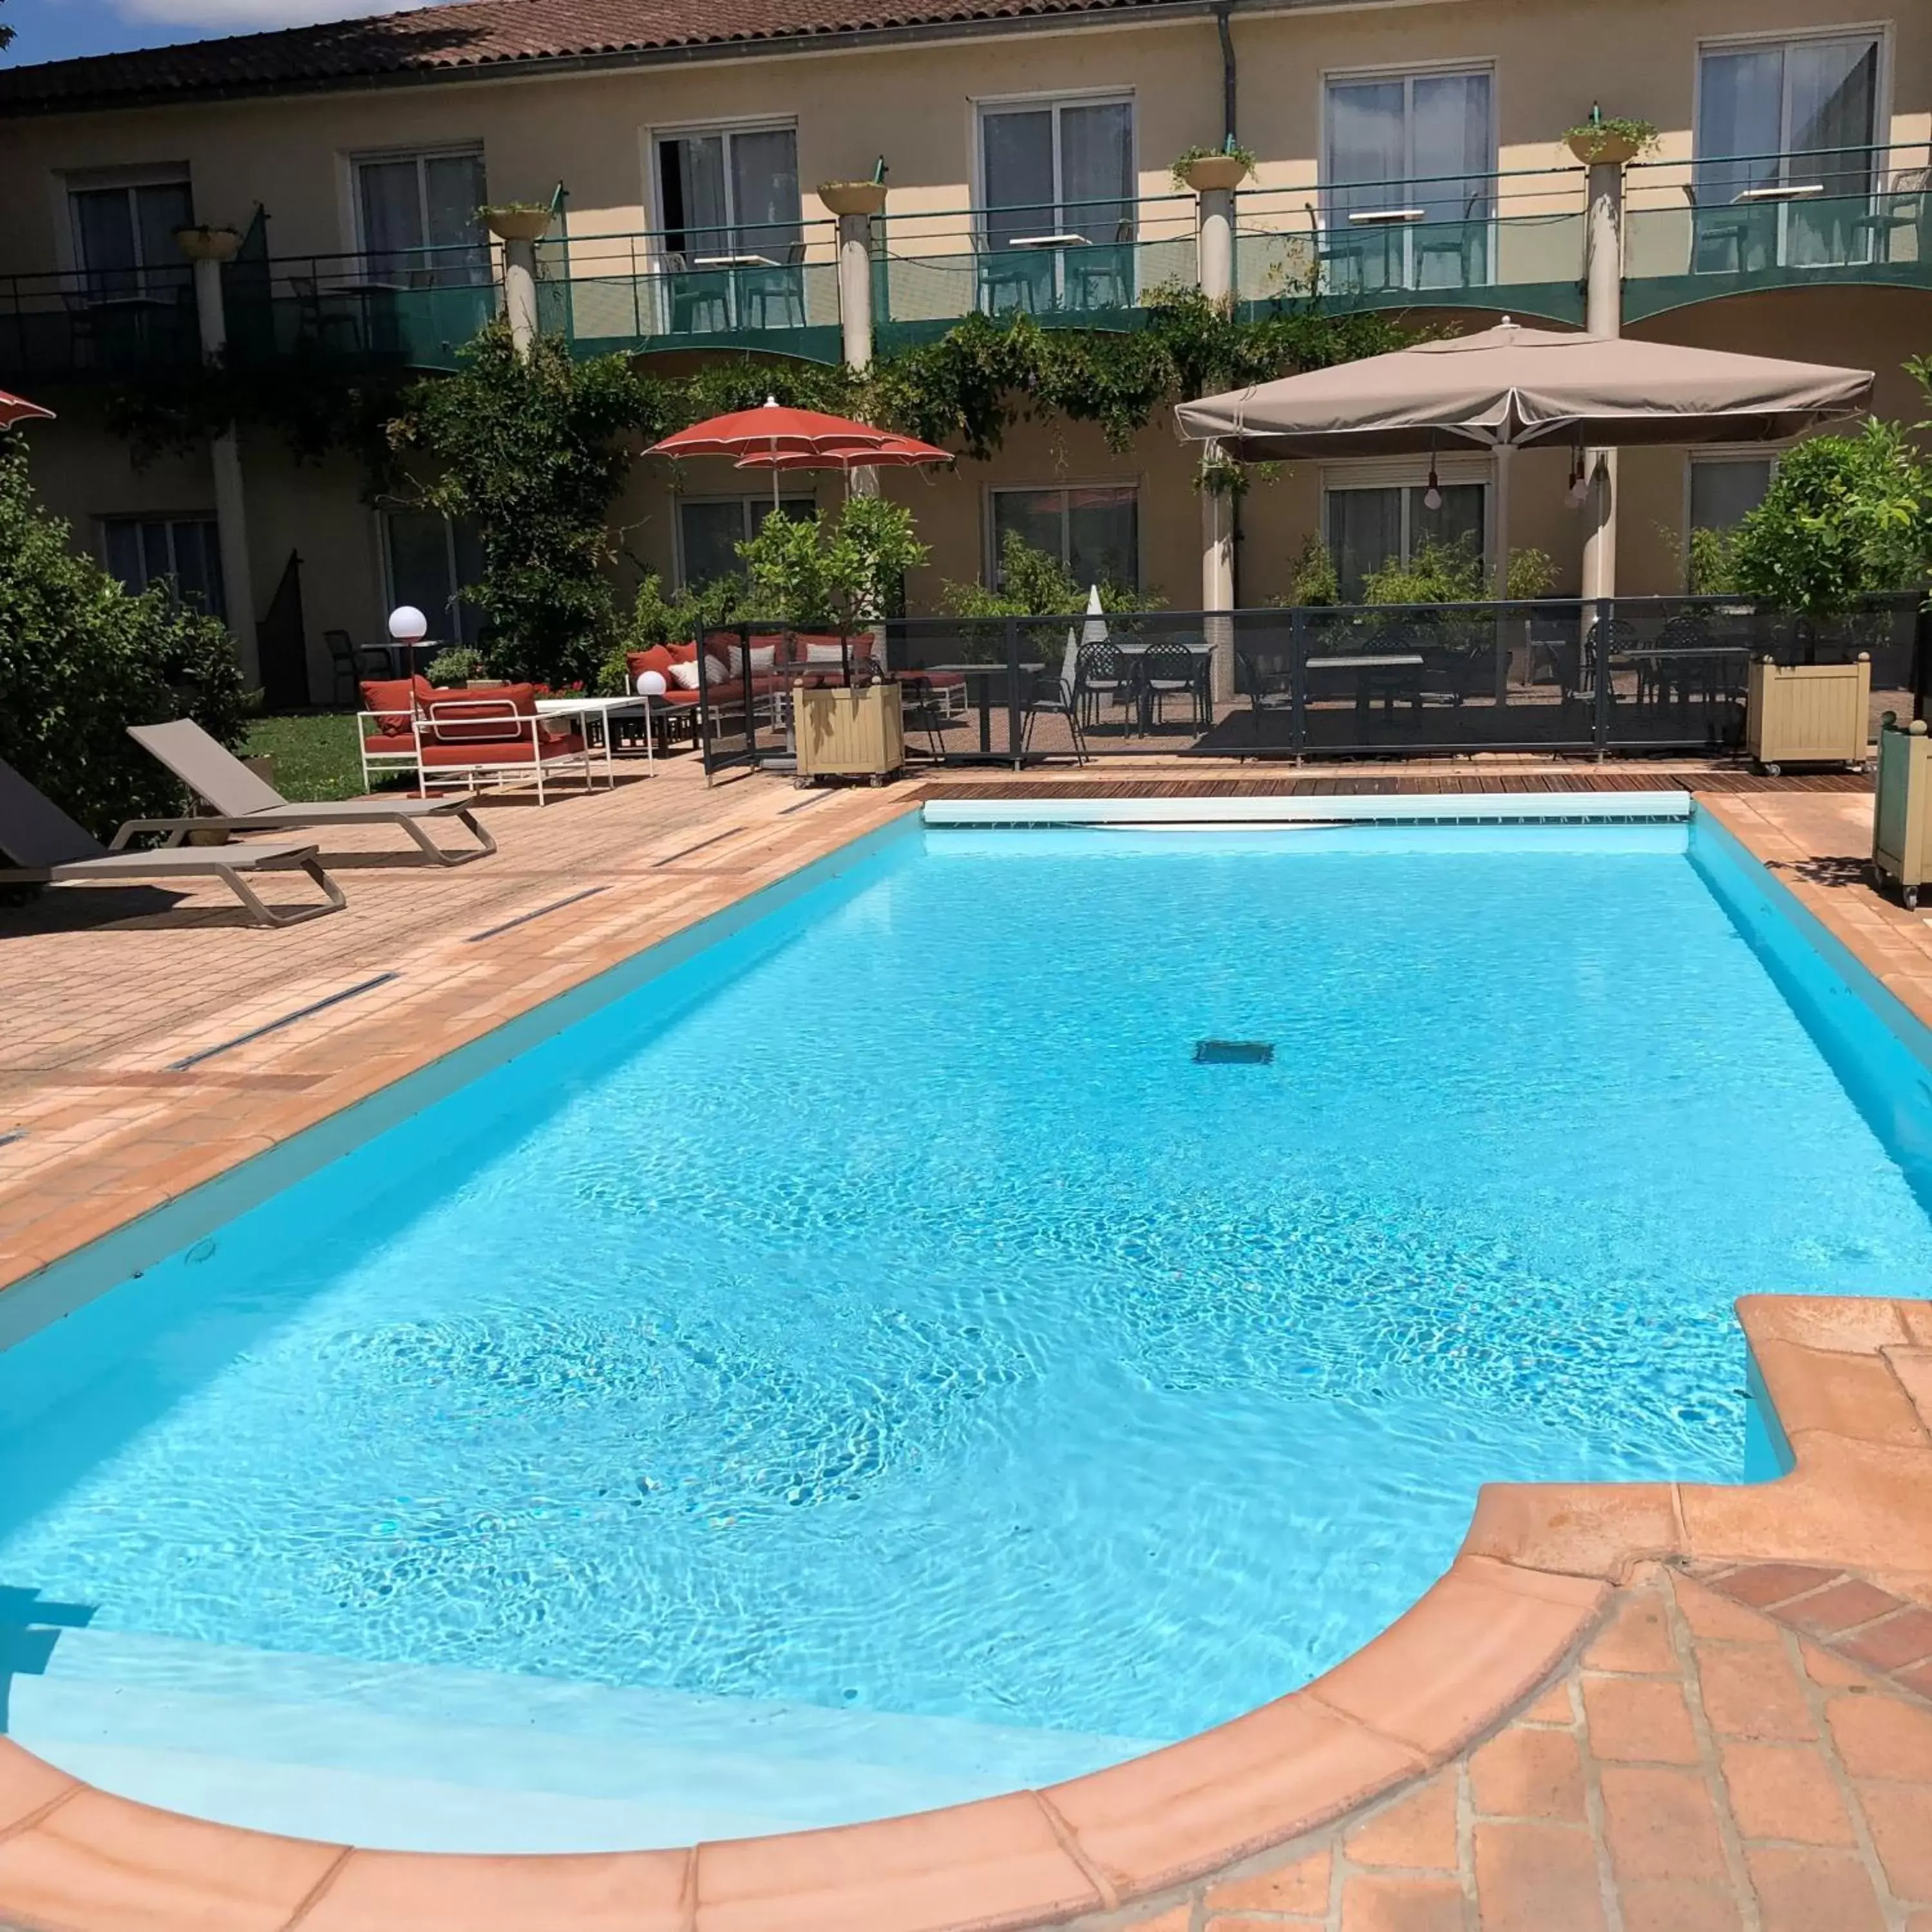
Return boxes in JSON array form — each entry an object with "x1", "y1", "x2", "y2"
[{"x1": 243, "y1": 712, "x2": 397, "y2": 801}]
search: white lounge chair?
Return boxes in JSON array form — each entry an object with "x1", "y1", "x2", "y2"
[
  {"x1": 0, "y1": 754, "x2": 345, "y2": 927},
  {"x1": 126, "y1": 718, "x2": 495, "y2": 864}
]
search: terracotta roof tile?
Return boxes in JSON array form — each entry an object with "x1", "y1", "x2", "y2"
[{"x1": 0, "y1": 0, "x2": 1184, "y2": 111}]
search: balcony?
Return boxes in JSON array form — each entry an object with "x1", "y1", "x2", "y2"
[
  {"x1": 0, "y1": 264, "x2": 203, "y2": 384},
  {"x1": 535, "y1": 223, "x2": 842, "y2": 363},
  {"x1": 1624, "y1": 142, "x2": 1932, "y2": 321},
  {"x1": 1233, "y1": 166, "x2": 1587, "y2": 325},
  {"x1": 222, "y1": 245, "x2": 499, "y2": 374},
  {"x1": 872, "y1": 196, "x2": 1198, "y2": 349}
]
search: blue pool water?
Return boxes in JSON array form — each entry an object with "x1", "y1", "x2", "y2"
[{"x1": 4, "y1": 815, "x2": 1932, "y2": 1841}]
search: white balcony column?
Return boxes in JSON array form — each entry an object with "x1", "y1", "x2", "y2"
[
  {"x1": 1577, "y1": 149, "x2": 1627, "y2": 601},
  {"x1": 1201, "y1": 446, "x2": 1236, "y2": 701},
  {"x1": 1182, "y1": 154, "x2": 1248, "y2": 305},
  {"x1": 819, "y1": 180, "x2": 886, "y2": 373},
  {"x1": 484, "y1": 207, "x2": 554, "y2": 360},
  {"x1": 175, "y1": 224, "x2": 258, "y2": 687}
]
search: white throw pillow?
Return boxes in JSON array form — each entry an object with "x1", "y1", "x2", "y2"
[
  {"x1": 804, "y1": 640, "x2": 847, "y2": 665},
  {"x1": 748, "y1": 644, "x2": 777, "y2": 674},
  {"x1": 667, "y1": 659, "x2": 703, "y2": 690}
]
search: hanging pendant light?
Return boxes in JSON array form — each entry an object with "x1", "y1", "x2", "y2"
[
  {"x1": 1423, "y1": 463, "x2": 1443, "y2": 513},
  {"x1": 1566, "y1": 448, "x2": 1590, "y2": 508}
]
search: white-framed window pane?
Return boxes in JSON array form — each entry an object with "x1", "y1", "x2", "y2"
[
  {"x1": 1327, "y1": 488, "x2": 1401, "y2": 601},
  {"x1": 1690, "y1": 458, "x2": 1774, "y2": 532},
  {"x1": 983, "y1": 109, "x2": 1056, "y2": 249},
  {"x1": 1065, "y1": 486, "x2": 1137, "y2": 588},
  {"x1": 140, "y1": 520, "x2": 173, "y2": 586},
  {"x1": 73, "y1": 189, "x2": 138, "y2": 296},
  {"x1": 359, "y1": 158, "x2": 426, "y2": 277},
  {"x1": 101, "y1": 518, "x2": 142, "y2": 588},
  {"x1": 1325, "y1": 79, "x2": 1405, "y2": 227},
  {"x1": 1060, "y1": 102, "x2": 1133, "y2": 236},
  {"x1": 422, "y1": 153, "x2": 486, "y2": 252},
  {"x1": 1788, "y1": 37, "x2": 1879, "y2": 164},
  {"x1": 730, "y1": 129, "x2": 802, "y2": 260},
  {"x1": 100, "y1": 515, "x2": 224, "y2": 619},
  {"x1": 135, "y1": 183, "x2": 193, "y2": 273},
  {"x1": 1408, "y1": 482, "x2": 1485, "y2": 560},
  {"x1": 990, "y1": 489, "x2": 1064, "y2": 577},
  {"x1": 383, "y1": 508, "x2": 462, "y2": 642},
  {"x1": 1411, "y1": 72, "x2": 1492, "y2": 222}
]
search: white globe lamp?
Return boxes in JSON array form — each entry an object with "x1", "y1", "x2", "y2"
[
  {"x1": 636, "y1": 669, "x2": 668, "y2": 697},
  {"x1": 388, "y1": 605, "x2": 428, "y2": 644}
]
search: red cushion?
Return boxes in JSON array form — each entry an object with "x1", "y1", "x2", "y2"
[
  {"x1": 422, "y1": 686, "x2": 538, "y2": 743},
  {"x1": 361, "y1": 679, "x2": 417, "y2": 735},
  {"x1": 363, "y1": 731, "x2": 417, "y2": 754},
  {"x1": 421, "y1": 731, "x2": 586, "y2": 767},
  {"x1": 625, "y1": 647, "x2": 676, "y2": 684}
]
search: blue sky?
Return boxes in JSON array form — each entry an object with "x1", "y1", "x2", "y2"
[{"x1": 3, "y1": 0, "x2": 412, "y2": 64}]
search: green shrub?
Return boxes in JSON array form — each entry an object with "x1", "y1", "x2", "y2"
[
  {"x1": 1728, "y1": 421, "x2": 1932, "y2": 618},
  {"x1": 737, "y1": 494, "x2": 927, "y2": 633},
  {"x1": 1282, "y1": 535, "x2": 1340, "y2": 607},
  {"x1": 0, "y1": 436, "x2": 245, "y2": 840},
  {"x1": 424, "y1": 645, "x2": 483, "y2": 686},
  {"x1": 1361, "y1": 536, "x2": 1486, "y2": 605},
  {"x1": 939, "y1": 531, "x2": 1146, "y2": 617}
]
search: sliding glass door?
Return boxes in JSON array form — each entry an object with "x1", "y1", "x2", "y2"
[
  {"x1": 1694, "y1": 35, "x2": 1881, "y2": 269},
  {"x1": 980, "y1": 98, "x2": 1134, "y2": 313},
  {"x1": 656, "y1": 126, "x2": 804, "y2": 334},
  {"x1": 1323, "y1": 71, "x2": 1493, "y2": 292}
]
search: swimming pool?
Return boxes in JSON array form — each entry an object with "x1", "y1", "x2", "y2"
[{"x1": 3, "y1": 805, "x2": 1931, "y2": 1851}]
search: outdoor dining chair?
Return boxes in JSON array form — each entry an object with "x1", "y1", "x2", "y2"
[
  {"x1": 1138, "y1": 641, "x2": 1212, "y2": 731},
  {"x1": 1021, "y1": 630, "x2": 1088, "y2": 761},
  {"x1": 326, "y1": 629, "x2": 390, "y2": 706}
]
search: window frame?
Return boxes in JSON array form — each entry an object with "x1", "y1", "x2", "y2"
[
  {"x1": 983, "y1": 480, "x2": 1142, "y2": 592},
  {"x1": 63, "y1": 167, "x2": 194, "y2": 302},
  {"x1": 1319, "y1": 456, "x2": 1492, "y2": 601},
  {"x1": 349, "y1": 143, "x2": 489, "y2": 274},
  {"x1": 672, "y1": 492, "x2": 817, "y2": 591},
  {"x1": 646, "y1": 117, "x2": 803, "y2": 260},
  {"x1": 97, "y1": 512, "x2": 225, "y2": 620},
  {"x1": 1681, "y1": 448, "x2": 1781, "y2": 583},
  {"x1": 971, "y1": 88, "x2": 1138, "y2": 247},
  {"x1": 377, "y1": 504, "x2": 484, "y2": 647}
]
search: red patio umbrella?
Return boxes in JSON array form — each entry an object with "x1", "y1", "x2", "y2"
[
  {"x1": 732, "y1": 429, "x2": 954, "y2": 492},
  {"x1": 646, "y1": 396, "x2": 904, "y2": 507},
  {"x1": 0, "y1": 388, "x2": 55, "y2": 428}
]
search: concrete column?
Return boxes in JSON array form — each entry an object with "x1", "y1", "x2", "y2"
[
  {"x1": 1197, "y1": 188, "x2": 1235, "y2": 304},
  {"x1": 1580, "y1": 156, "x2": 1625, "y2": 601},
  {"x1": 1201, "y1": 448, "x2": 1236, "y2": 701},
  {"x1": 484, "y1": 208, "x2": 554, "y2": 360},
  {"x1": 819, "y1": 182, "x2": 887, "y2": 373},
  {"x1": 176, "y1": 226, "x2": 258, "y2": 687}
]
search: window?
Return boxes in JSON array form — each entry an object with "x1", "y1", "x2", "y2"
[
  {"x1": 381, "y1": 508, "x2": 485, "y2": 646},
  {"x1": 1324, "y1": 480, "x2": 1485, "y2": 601},
  {"x1": 1694, "y1": 35, "x2": 1882, "y2": 269},
  {"x1": 989, "y1": 486, "x2": 1138, "y2": 591},
  {"x1": 100, "y1": 515, "x2": 225, "y2": 620},
  {"x1": 356, "y1": 149, "x2": 489, "y2": 287},
  {"x1": 677, "y1": 496, "x2": 815, "y2": 589},
  {"x1": 1323, "y1": 70, "x2": 1493, "y2": 291},
  {"x1": 68, "y1": 176, "x2": 193, "y2": 303},
  {"x1": 979, "y1": 96, "x2": 1135, "y2": 312},
  {"x1": 1689, "y1": 455, "x2": 1775, "y2": 534},
  {"x1": 657, "y1": 125, "x2": 802, "y2": 265}
]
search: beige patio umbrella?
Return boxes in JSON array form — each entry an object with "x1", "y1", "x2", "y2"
[{"x1": 1176, "y1": 319, "x2": 1872, "y2": 594}]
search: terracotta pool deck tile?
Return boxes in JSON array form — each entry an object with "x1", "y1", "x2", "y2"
[
  {"x1": 1306, "y1": 1560, "x2": 1605, "y2": 1761},
  {"x1": 694, "y1": 1792, "x2": 1104, "y2": 1932},
  {"x1": 1578, "y1": 1676, "x2": 1701, "y2": 1765},
  {"x1": 1468, "y1": 1727, "x2": 1586, "y2": 1824},
  {"x1": 1745, "y1": 1846, "x2": 1889, "y2": 1932},
  {"x1": 1781, "y1": 1577, "x2": 1913, "y2": 1640},
  {"x1": 1614, "y1": 1880, "x2": 1748, "y2": 1932},
  {"x1": 1739, "y1": 1298, "x2": 1915, "y2": 1356},
  {"x1": 1459, "y1": 1482, "x2": 1681, "y2": 1582},
  {"x1": 1673, "y1": 1577, "x2": 1785, "y2": 1644},
  {"x1": 1468, "y1": 1820, "x2": 1605, "y2": 1932},
  {"x1": 1747, "y1": 1339, "x2": 1930, "y2": 1446},
  {"x1": 1334, "y1": 1872, "x2": 1464, "y2": 1930},
  {"x1": 1854, "y1": 1783, "x2": 1932, "y2": 1902},
  {"x1": 1692, "y1": 1645, "x2": 1819, "y2": 1742},
  {"x1": 1338, "y1": 1774, "x2": 1457, "y2": 1871},
  {"x1": 1580, "y1": 1591, "x2": 1677, "y2": 1674},
  {"x1": 1679, "y1": 1439, "x2": 1932, "y2": 1573},
  {"x1": 1045, "y1": 1694, "x2": 1419, "y2": 1897},
  {"x1": 1597, "y1": 1765, "x2": 1731, "y2": 1889},
  {"x1": 0, "y1": 1747, "x2": 75, "y2": 1838},
  {"x1": 293, "y1": 1847, "x2": 695, "y2": 1932},
  {"x1": 0, "y1": 1791, "x2": 344, "y2": 1932},
  {"x1": 1886, "y1": 1348, "x2": 1932, "y2": 1432},
  {"x1": 1715, "y1": 1740, "x2": 1857, "y2": 1845},
  {"x1": 1516, "y1": 1681, "x2": 1577, "y2": 1725},
  {"x1": 1203, "y1": 1848, "x2": 1331, "y2": 1912},
  {"x1": 1797, "y1": 1638, "x2": 1878, "y2": 1690},
  {"x1": 1826, "y1": 1692, "x2": 1932, "y2": 1780}
]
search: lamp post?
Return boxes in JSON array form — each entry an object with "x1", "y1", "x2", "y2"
[{"x1": 388, "y1": 603, "x2": 428, "y2": 678}]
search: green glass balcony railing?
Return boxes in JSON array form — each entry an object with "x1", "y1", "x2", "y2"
[
  {"x1": 1624, "y1": 142, "x2": 1931, "y2": 319},
  {"x1": 222, "y1": 245, "x2": 499, "y2": 374},
  {"x1": 1233, "y1": 167, "x2": 1587, "y2": 325},
  {"x1": 872, "y1": 196, "x2": 1198, "y2": 347},
  {"x1": 0, "y1": 265, "x2": 203, "y2": 384},
  {"x1": 535, "y1": 226, "x2": 843, "y2": 363}
]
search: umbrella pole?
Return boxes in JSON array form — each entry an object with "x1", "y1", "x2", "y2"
[{"x1": 1492, "y1": 443, "x2": 1515, "y2": 705}]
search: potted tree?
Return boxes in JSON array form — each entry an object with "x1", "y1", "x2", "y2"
[
  {"x1": 739, "y1": 495, "x2": 928, "y2": 783},
  {"x1": 1730, "y1": 423, "x2": 1930, "y2": 775}
]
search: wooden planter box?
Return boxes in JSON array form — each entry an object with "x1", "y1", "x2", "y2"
[
  {"x1": 1745, "y1": 654, "x2": 1870, "y2": 773},
  {"x1": 1873, "y1": 715, "x2": 1932, "y2": 907},
  {"x1": 795, "y1": 683, "x2": 904, "y2": 782}
]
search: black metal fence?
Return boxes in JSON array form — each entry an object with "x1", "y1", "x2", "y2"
[{"x1": 686, "y1": 594, "x2": 1922, "y2": 775}]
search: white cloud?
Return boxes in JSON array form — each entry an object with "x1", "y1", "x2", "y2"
[{"x1": 111, "y1": 0, "x2": 438, "y2": 29}]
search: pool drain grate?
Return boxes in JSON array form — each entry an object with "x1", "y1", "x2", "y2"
[{"x1": 1194, "y1": 1039, "x2": 1274, "y2": 1065}]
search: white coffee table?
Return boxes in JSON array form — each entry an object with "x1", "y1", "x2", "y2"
[{"x1": 534, "y1": 696, "x2": 652, "y2": 779}]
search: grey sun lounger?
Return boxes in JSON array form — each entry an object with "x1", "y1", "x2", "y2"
[
  {"x1": 126, "y1": 718, "x2": 496, "y2": 865},
  {"x1": 0, "y1": 754, "x2": 345, "y2": 927}
]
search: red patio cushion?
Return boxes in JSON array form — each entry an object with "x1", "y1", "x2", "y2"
[
  {"x1": 423, "y1": 685, "x2": 538, "y2": 744},
  {"x1": 421, "y1": 730, "x2": 586, "y2": 767},
  {"x1": 363, "y1": 732, "x2": 417, "y2": 755},
  {"x1": 626, "y1": 647, "x2": 677, "y2": 685},
  {"x1": 361, "y1": 676, "x2": 436, "y2": 736}
]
